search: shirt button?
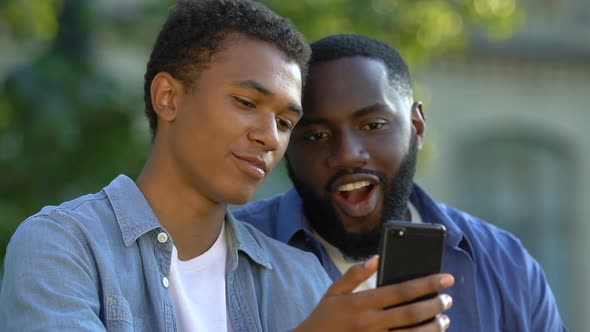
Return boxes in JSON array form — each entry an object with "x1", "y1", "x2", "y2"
[
  {"x1": 157, "y1": 232, "x2": 168, "y2": 243},
  {"x1": 162, "y1": 277, "x2": 169, "y2": 288}
]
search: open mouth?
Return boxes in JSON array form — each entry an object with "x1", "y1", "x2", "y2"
[
  {"x1": 333, "y1": 179, "x2": 380, "y2": 218},
  {"x1": 338, "y1": 180, "x2": 375, "y2": 203}
]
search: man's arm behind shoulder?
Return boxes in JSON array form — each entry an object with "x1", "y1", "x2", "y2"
[{"x1": 0, "y1": 215, "x2": 104, "y2": 331}]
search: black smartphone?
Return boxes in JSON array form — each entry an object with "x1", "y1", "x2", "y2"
[
  {"x1": 376, "y1": 221, "x2": 446, "y2": 327},
  {"x1": 377, "y1": 220, "x2": 446, "y2": 290}
]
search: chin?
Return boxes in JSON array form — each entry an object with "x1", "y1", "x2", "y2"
[
  {"x1": 228, "y1": 189, "x2": 256, "y2": 205},
  {"x1": 227, "y1": 194, "x2": 250, "y2": 206},
  {"x1": 340, "y1": 213, "x2": 381, "y2": 233}
]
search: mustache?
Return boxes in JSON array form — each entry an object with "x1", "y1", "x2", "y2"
[{"x1": 325, "y1": 168, "x2": 387, "y2": 193}]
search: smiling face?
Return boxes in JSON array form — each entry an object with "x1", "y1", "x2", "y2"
[
  {"x1": 286, "y1": 56, "x2": 425, "y2": 261},
  {"x1": 153, "y1": 35, "x2": 303, "y2": 206}
]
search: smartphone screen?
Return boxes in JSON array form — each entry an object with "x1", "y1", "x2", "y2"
[{"x1": 377, "y1": 220, "x2": 446, "y2": 288}]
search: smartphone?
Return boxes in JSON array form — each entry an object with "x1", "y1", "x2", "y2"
[
  {"x1": 377, "y1": 220, "x2": 446, "y2": 290},
  {"x1": 376, "y1": 221, "x2": 446, "y2": 327}
]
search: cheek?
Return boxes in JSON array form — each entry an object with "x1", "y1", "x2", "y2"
[
  {"x1": 290, "y1": 150, "x2": 327, "y2": 189},
  {"x1": 366, "y1": 133, "x2": 406, "y2": 162},
  {"x1": 372, "y1": 147, "x2": 406, "y2": 177},
  {"x1": 371, "y1": 146, "x2": 396, "y2": 167}
]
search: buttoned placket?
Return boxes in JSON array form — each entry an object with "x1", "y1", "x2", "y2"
[
  {"x1": 152, "y1": 229, "x2": 176, "y2": 331},
  {"x1": 158, "y1": 231, "x2": 171, "y2": 288}
]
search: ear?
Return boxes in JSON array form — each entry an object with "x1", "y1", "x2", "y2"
[
  {"x1": 411, "y1": 101, "x2": 426, "y2": 149},
  {"x1": 151, "y1": 72, "x2": 181, "y2": 124}
]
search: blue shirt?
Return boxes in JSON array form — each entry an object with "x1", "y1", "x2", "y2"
[
  {"x1": 0, "y1": 175, "x2": 331, "y2": 332},
  {"x1": 235, "y1": 185, "x2": 568, "y2": 332}
]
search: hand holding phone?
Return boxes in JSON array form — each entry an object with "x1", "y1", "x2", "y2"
[{"x1": 294, "y1": 256, "x2": 454, "y2": 332}]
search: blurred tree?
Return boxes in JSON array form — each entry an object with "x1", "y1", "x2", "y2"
[
  {"x1": 261, "y1": 0, "x2": 524, "y2": 67},
  {"x1": 0, "y1": 0, "x2": 149, "y2": 261},
  {"x1": 0, "y1": 0, "x2": 523, "y2": 264}
]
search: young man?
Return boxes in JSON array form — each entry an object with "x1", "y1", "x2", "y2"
[
  {"x1": 235, "y1": 34, "x2": 568, "y2": 331},
  {"x1": 0, "y1": 2, "x2": 454, "y2": 332}
]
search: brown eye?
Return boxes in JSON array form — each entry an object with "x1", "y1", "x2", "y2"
[
  {"x1": 276, "y1": 118, "x2": 293, "y2": 132},
  {"x1": 306, "y1": 132, "x2": 328, "y2": 141},
  {"x1": 361, "y1": 122, "x2": 386, "y2": 130},
  {"x1": 232, "y1": 96, "x2": 255, "y2": 109}
]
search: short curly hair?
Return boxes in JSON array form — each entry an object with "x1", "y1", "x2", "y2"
[
  {"x1": 144, "y1": 0, "x2": 310, "y2": 137},
  {"x1": 309, "y1": 34, "x2": 413, "y2": 101}
]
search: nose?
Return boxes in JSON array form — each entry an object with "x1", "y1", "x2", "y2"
[
  {"x1": 327, "y1": 130, "x2": 369, "y2": 168},
  {"x1": 248, "y1": 113, "x2": 280, "y2": 152}
]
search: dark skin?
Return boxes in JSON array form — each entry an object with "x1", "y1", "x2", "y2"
[
  {"x1": 139, "y1": 34, "x2": 453, "y2": 331},
  {"x1": 288, "y1": 56, "x2": 425, "y2": 238},
  {"x1": 288, "y1": 56, "x2": 454, "y2": 331}
]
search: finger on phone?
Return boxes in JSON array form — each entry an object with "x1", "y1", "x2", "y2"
[
  {"x1": 362, "y1": 274, "x2": 454, "y2": 310},
  {"x1": 374, "y1": 296, "x2": 452, "y2": 331},
  {"x1": 326, "y1": 255, "x2": 379, "y2": 296},
  {"x1": 401, "y1": 314, "x2": 450, "y2": 332},
  {"x1": 393, "y1": 315, "x2": 451, "y2": 332}
]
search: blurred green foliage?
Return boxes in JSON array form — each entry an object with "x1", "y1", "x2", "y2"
[
  {"x1": 0, "y1": 0, "x2": 523, "y2": 263},
  {"x1": 264, "y1": 0, "x2": 524, "y2": 67}
]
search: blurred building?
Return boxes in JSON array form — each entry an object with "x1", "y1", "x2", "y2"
[
  {"x1": 417, "y1": 0, "x2": 589, "y2": 330},
  {"x1": 255, "y1": 0, "x2": 589, "y2": 330}
]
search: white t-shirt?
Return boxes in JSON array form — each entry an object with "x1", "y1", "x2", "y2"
[
  {"x1": 315, "y1": 202, "x2": 423, "y2": 292},
  {"x1": 168, "y1": 223, "x2": 229, "y2": 332}
]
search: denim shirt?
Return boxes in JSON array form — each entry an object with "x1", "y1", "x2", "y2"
[
  {"x1": 234, "y1": 185, "x2": 568, "y2": 332},
  {"x1": 0, "y1": 175, "x2": 331, "y2": 331}
]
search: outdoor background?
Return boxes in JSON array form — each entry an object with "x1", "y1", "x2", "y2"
[{"x1": 1, "y1": 0, "x2": 588, "y2": 330}]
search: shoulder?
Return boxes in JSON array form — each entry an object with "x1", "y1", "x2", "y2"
[
  {"x1": 438, "y1": 204, "x2": 566, "y2": 330},
  {"x1": 0, "y1": 192, "x2": 118, "y2": 330},
  {"x1": 15, "y1": 191, "x2": 111, "y2": 238},
  {"x1": 6, "y1": 191, "x2": 116, "y2": 266},
  {"x1": 439, "y1": 203, "x2": 526, "y2": 252},
  {"x1": 236, "y1": 221, "x2": 331, "y2": 284},
  {"x1": 2, "y1": 191, "x2": 110, "y2": 283},
  {"x1": 438, "y1": 203, "x2": 547, "y2": 287}
]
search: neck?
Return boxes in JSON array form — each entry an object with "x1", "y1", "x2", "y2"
[{"x1": 136, "y1": 149, "x2": 227, "y2": 260}]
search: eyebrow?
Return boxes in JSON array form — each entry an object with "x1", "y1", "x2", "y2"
[
  {"x1": 352, "y1": 103, "x2": 390, "y2": 118},
  {"x1": 232, "y1": 80, "x2": 303, "y2": 116},
  {"x1": 298, "y1": 103, "x2": 389, "y2": 127}
]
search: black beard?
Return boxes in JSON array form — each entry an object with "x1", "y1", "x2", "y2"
[{"x1": 287, "y1": 134, "x2": 418, "y2": 262}]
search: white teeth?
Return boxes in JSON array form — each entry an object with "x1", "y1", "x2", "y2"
[{"x1": 338, "y1": 181, "x2": 371, "y2": 192}]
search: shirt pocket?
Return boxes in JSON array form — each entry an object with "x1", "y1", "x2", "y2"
[{"x1": 105, "y1": 295, "x2": 143, "y2": 332}]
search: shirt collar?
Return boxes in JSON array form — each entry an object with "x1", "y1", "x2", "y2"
[
  {"x1": 276, "y1": 188, "x2": 311, "y2": 243},
  {"x1": 409, "y1": 184, "x2": 465, "y2": 249},
  {"x1": 225, "y1": 212, "x2": 273, "y2": 270},
  {"x1": 103, "y1": 175, "x2": 272, "y2": 269},
  {"x1": 103, "y1": 174, "x2": 163, "y2": 247}
]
